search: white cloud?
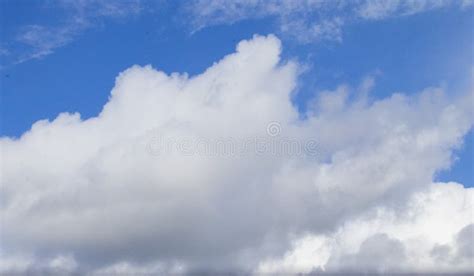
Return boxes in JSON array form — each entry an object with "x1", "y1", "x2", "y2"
[
  {"x1": 186, "y1": 0, "x2": 346, "y2": 42},
  {"x1": 11, "y1": 0, "x2": 142, "y2": 64},
  {"x1": 16, "y1": 24, "x2": 80, "y2": 62},
  {"x1": 0, "y1": 253, "x2": 77, "y2": 275},
  {"x1": 258, "y1": 182, "x2": 474, "y2": 273},
  {"x1": 186, "y1": 0, "x2": 472, "y2": 42},
  {"x1": 0, "y1": 35, "x2": 472, "y2": 274},
  {"x1": 356, "y1": 0, "x2": 451, "y2": 19},
  {"x1": 4, "y1": 0, "x2": 471, "y2": 65}
]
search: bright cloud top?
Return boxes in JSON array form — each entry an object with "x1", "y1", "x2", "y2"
[{"x1": 0, "y1": 35, "x2": 473, "y2": 274}]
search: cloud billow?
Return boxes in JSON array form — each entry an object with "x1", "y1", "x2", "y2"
[{"x1": 0, "y1": 35, "x2": 473, "y2": 274}]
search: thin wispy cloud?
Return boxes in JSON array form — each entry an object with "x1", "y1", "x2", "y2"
[
  {"x1": 5, "y1": 0, "x2": 142, "y2": 64},
  {"x1": 3, "y1": 0, "x2": 472, "y2": 66},
  {"x1": 186, "y1": 0, "x2": 473, "y2": 42}
]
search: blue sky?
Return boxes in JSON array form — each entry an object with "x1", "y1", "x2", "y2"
[{"x1": 1, "y1": 0, "x2": 472, "y2": 185}]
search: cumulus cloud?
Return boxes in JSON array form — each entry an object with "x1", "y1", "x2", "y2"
[
  {"x1": 258, "y1": 182, "x2": 474, "y2": 273},
  {"x1": 0, "y1": 35, "x2": 473, "y2": 274}
]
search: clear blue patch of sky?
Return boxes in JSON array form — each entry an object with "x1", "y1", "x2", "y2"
[{"x1": 436, "y1": 129, "x2": 474, "y2": 186}]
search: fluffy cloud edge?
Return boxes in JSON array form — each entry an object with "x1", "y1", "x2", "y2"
[{"x1": 1, "y1": 34, "x2": 473, "y2": 274}]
